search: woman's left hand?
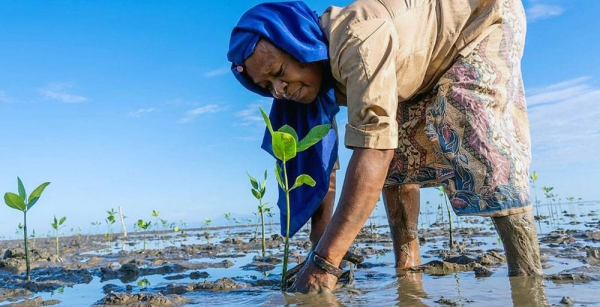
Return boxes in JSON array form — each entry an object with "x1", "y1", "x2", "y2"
[{"x1": 290, "y1": 260, "x2": 338, "y2": 294}]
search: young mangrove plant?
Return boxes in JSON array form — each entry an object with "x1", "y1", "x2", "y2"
[
  {"x1": 15, "y1": 222, "x2": 24, "y2": 236},
  {"x1": 4, "y1": 177, "x2": 51, "y2": 280},
  {"x1": 203, "y1": 217, "x2": 212, "y2": 243},
  {"x1": 260, "y1": 107, "x2": 330, "y2": 291},
  {"x1": 542, "y1": 186, "x2": 558, "y2": 225},
  {"x1": 105, "y1": 208, "x2": 117, "y2": 250},
  {"x1": 224, "y1": 212, "x2": 233, "y2": 237},
  {"x1": 30, "y1": 229, "x2": 37, "y2": 248},
  {"x1": 136, "y1": 219, "x2": 152, "y2": 250},
  {"x1": 248, "y1": 170, "x2": 269, "y2": 258},
  {"x1": 50, "y1": 215, "x2": 66, "y2": 257},
  {"x1": 438, "y1": 186, "x2": 454, "y2": 248},
  {"x1": 151, "y1": 209, "x2": 160, "y2": 237}
]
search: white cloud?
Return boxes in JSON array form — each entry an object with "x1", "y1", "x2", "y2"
[
  {"x1": 128, "y1": 108, "x2": 156, "y2": 118},
  {"x1": 234, "y1": 136, "x2": 260, "y2": 142},
  {"x1": 204, "y1": 67, "x2": 230, "y2": 78},
  {"x1": 234, "y1": 102, "x2": 271, "y2": 126},
  {"x1": 178, "y1": 104, "x2": 221, "y2": 123},
  {"x1": 0, "y1": 90, "x2": 14, "y2": 103},
  {"x1": 526, "y1": 4, "x2": 564, "y2": 22},
  {"x1": 38, "y1": 83, "x2": 88, "y2": 103},
  {"x1": 527, "y1": 77, "x2": 600, "y2": 165}
]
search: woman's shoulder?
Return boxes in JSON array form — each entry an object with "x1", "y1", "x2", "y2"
[
  {"x1": 320, "y1": 0, "x2": 395, "y2": 31},
  {"x1": 320, "y1": 0, "x2": 399, "y2": 48}
]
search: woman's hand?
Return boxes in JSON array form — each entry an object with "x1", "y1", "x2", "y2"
[
  {"x1": 292, "y1": 148, "x2": 394, "y2": 293},
  {"x1": 290, "y1": 260, "x2": 338, "y2": 294}
]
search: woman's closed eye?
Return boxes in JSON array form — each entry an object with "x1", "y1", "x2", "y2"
[{"x1": 274, "y1": 65, "x2": 284, "y2": 77}]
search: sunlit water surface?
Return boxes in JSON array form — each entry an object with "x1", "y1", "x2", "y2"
[{"x1": 3, "y1": 201, "x2": 599, "y2": 306}]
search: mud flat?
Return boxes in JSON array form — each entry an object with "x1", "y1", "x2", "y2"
[{"x1": 1, "y1": 203, "x2": 600, "y2": 306}]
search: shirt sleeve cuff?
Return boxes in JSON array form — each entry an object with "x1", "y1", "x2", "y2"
[{"x1": 344, "y1": 123, "x2": 398, "y2": 149}]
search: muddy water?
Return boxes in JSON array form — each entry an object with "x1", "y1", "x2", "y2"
[{"x1": 1, "y1": 201, "x2": 599, "y2": 306}]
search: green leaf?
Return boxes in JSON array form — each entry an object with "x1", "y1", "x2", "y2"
[
  {"x1": 278, "y1": 125, "x2": 298, "y2": 142},
  {"x1": 152, "y1": 210, "x2": 159, "y2": 217},
  {"x1": 52, "y1": 216, "x2": 58, "y2": 229},
  {"x1": 263, "y1": 169, "x2": 267, "y2": 180},
  {"x1": 260, "y1": 179, "x2": 266, "y2": 190},
  {"x1": 530, "y1": 171, "x2": 538, "y2": 182},
  {"x1": 4, "y1": 192, "x2": 26, "y2": 212},
  {"x1": 297, "y1": 124, "x2": 331, "y2": 152},
  {"x1": 27, "y1": 182, "x2": 50, "y2": 209},
  {"x1": 247, "y1": 173, "x2": 259, "y2": 190},
  {"x1": 272, "y1": 131, "x2": 296, "y2": 162},
  {"x1": 290, "y1": 174, "x2": 316, "y2": 190},
  {"x1": 59, "y1": 216, "x2": 66, "y2": 225},
  {"x1": 274, "y1": 163, "x2": 284, "y2": 189},
  {"x1": 17, "y1": 177, "x2": 26, "y2": 200},
  {"x1": 251, "y1": 189, "x2": 262, "y2": 199},
  {"x1": 28, "y1": 197, "x2": 40, "y2": 209},
  {"x1": 260, "y1": 108, "x2": 274, "y2": 135}
]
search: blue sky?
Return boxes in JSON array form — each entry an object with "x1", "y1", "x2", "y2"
[{"x1": 1, "y1": 0, "x2": 598, "y2": 238}]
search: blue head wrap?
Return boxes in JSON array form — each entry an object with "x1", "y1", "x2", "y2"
[{"x1": 227, "y1": 1, "x2": 339, "y2": 237}]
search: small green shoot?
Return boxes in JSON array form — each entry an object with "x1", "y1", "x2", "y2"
[
  {"x1": 248, "y1": 170, "x2": 270, "y2": 258},
  {"x1": 438, "y1": 186, "x2": 454, "y2": 248},
  {"x1": 260, "y1": 107, "x2": 330, "y2": 291},
  {"x1": 224, "y1": 212, "x2": 233, "y2": 237},
  {"x1": 203, "y1": 217, "x2": 212, "y2": 243},
  {"x1": 4, "y1": 177, "x2": 51, "y2": 280},
  {"x1": 136, "y1": 219, "x2": 151, "y2": 250},
  {"x1": 105, "y1": 209, "x2": 117, "y2": 251},
  {"x1": 151, "y1": 210, "x2": 160, "y2": 238},
  {"x1": 50, "y1": 215, "x2": 66, "y2": 257}
]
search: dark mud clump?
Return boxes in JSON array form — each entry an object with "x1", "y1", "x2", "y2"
[
  {"x1": 408, "y1": 250, "x2": 506, "y2": 276},
  {"x1": 93, "y1": 292, "x2": 189, "y2": 307},
  {"x1": 545, "y1": 266, "x2": 600, "y2": 284}
]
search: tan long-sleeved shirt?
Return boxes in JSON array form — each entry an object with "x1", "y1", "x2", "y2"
[{"x1": 319, "y1": 0, "x2": 505, "y2": 149}]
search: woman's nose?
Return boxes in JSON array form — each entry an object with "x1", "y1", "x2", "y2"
[{"x1": 271, "y1": 80, "x2": 287, "y2": 99}]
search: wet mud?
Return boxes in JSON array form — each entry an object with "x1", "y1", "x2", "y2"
[{"x1": 0, "y1": 207, "x2": 599, "y2": 306}]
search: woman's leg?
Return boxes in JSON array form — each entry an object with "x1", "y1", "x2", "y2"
[
  {"x1": 492, "y1": 211, "x2": 543, "y2": 276},
  {"x1": 310, "y1": 171, "x2": 336, "y2": 246},
  {"x1": 382, "y1": 183, "x2": 421, "y2": 268}
]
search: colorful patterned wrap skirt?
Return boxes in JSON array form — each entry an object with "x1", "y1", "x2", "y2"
[{"x1": 385, "y1": 0, "x2": 532, "y2": 217}]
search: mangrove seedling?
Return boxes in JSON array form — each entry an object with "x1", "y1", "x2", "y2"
[
  {"x1": 203, "y1": 217, "x2": 212, "y2": 243},
  {"x1": 248, "y1": 170, "x2": 269, "y2": 257},
  {"x1": 105, "y1": 208, "x2": 117, "y2": 250},
  {"x1": 224, "y1": 212, "x2": 232, "y2": 236},
  {"x1": 136, "y1": 219, "x2": 151, "y2": 250},
  {"x1": 437, "y1": 186, "x2": 454, "y2": 248},
  {"x1": 30, "y1": 229, "x2": 37, "y2": 248},
  {"x1": 542, "y1": 186, "x2": 558, "y2": 224},
  {"x1": 15, "y1": 222, "x2": 24, "y2": 236},
  {"x1": 260, "y1": 107, "x2": 330, "y2": 291},
  {"x1": 4, "y1": 177, "x2": 51, "y2": 280},
  {"x1": 50, "y1": 215, "x2": 66, "y2": 257},
  {"x1": 151, "y1": 209, "x2": 160, "y2": 237}
]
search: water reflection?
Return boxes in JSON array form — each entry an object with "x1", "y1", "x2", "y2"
[
  {"x1": 394, "y1": 272, "x2": 428, "y2": 306},
  {"x1": 283, "y1": 291, "x2": 343, "y2": 306},
  {"x1": 509, "y1": 276, "x2": 549, "y2": 307}
]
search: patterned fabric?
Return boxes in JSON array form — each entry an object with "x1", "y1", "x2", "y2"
[{"x1": 385, "y1": 0, "x2": 532, "y2": 217}]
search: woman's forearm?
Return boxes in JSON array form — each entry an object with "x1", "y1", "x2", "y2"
[{"x1": 314, "y1": 148, "x2": 394, "y2": 265}]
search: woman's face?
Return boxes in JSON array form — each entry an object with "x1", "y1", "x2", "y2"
[{"x1": 244, "y1": 39, "x2": 323, "y2": 104}]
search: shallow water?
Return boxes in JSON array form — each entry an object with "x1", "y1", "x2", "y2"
[{"x1": 2, "y1": 201, "x2": 600, "y2": 306}]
